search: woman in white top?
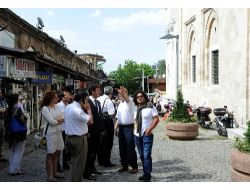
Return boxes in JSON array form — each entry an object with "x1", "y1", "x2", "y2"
[
  {"x1": 133, "y1": 90, "x2": 159, "y2": 182},
  {"x1": 40, "y1": 90, "x2": 64, "y2": 182}
]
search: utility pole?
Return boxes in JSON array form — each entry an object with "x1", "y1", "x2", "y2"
[{"x1": 142, "y1": 68, "x2": 145, "y2": 91}]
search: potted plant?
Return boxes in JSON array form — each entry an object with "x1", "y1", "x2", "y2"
[
  {"x1": 231, "y1": 121, "x2": 250, "y2": 181},
  {"x1": 166, "y1": 88, "x2": 198, "y2": 140}
]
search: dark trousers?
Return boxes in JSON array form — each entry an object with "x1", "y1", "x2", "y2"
[
  {"x1": 0, "y1": 120, "x2": 5, "y2": 157},
  {"x1": 118, "y1": 124, "x2": 138, "y2": 169},
  {"x1": 62, "y1": 131, "x2": 71, "y2": 167},
  {"x1": 84, "y1": 132, "x2": 100, "y2": 176},
  {"x1": 134, "y1": 134, "x2": 154, "y2": 178},
  {"x1": 66, "y1": 134, "x2": 87, "y2": 182},
  {"x1": 97, "y1": 118, "x2": 114, "y2": 165}
]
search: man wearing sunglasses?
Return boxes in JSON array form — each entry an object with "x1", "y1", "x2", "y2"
[{"x1": 133, "y1": 90, "x2": 159, "y2": 182}]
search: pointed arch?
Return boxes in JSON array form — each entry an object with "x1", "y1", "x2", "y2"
[
  {"x1": 185, "y1": 24, "x2": 196, "y2": 84},
  {"x1": 203, "y1": 9, "x2": 219, "y2": 85}
]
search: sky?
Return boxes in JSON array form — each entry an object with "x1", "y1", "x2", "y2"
[{"x1": 11, "y1": 8, "x2": 167, "y2": 75}]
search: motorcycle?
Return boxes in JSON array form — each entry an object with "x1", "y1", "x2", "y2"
[
  {"x1": 193, "y1": 103, "x2": 212, "y2": 129},
  {"x1": 213, "y1": 106, "x2": 239, "y2": 136}
]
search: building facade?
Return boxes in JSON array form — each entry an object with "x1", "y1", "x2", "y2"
[
  {"x1": 164, "y1": 8, "x2": 250, "y2": 128},
  {"x1": 0, "y1": 8, "x2": 106, "y2": 132}
]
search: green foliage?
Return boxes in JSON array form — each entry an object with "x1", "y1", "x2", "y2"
[
  {"x1": 167, "y1": 88, "x2": 195, "y2": 123},
  {"x1": 157, "y1": 59, "x2": 166, "y2": 77},
  {"x1": 108, "y1": 59, "x2": 155, "y2": 94},
  {"x1": 233, "y1": 121, "x2": 250, "y2": 152}
]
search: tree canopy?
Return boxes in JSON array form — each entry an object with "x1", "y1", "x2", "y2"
[{"x1": 108, "y1": 59, "x2": 155, "y2": 94}]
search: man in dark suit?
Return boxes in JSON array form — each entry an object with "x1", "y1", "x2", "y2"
[{"x1": 83, "y1": 84, "x2": 103, "y2": 181}]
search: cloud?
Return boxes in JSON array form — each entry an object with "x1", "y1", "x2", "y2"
[
  {"x1": 45, "y1": 10, "x2": 54, "y2": 16},
  {"x1": 89, "y1": 9, "x2": 102, "y2": 17},
  {"x1": 102, "y1": 9, "x2": 165, "y2": 32}
]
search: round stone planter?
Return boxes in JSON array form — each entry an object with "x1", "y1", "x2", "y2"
[
  {"x1": 231, "y1": 148, "x2": 250, "y2": 181},
  {"x1": 166, "y1": 122, "x2": 198, "y2": 140}
]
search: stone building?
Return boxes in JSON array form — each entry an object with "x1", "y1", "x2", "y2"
[
  {"x1": 162, "y1": 8, "x2": 250, "y2": 137},
  {"x1": 0, "y1": 8, "x2": 105, "y2": 131}
]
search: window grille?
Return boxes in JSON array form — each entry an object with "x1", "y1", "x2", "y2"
[
  {"x1": 211, "y1": 50, "x2": 219, "y2": 84},
  {"x1": 192, "y1": 55, "x2": 196, "y2": 83}
]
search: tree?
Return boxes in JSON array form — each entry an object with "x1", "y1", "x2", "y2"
[
  {"x1": 157, "y1": 59, "x2": 166, "y2": 77},
  {"x1": 108, "y1": 59, "x2": 155, "y2": 94},
  {"x1": 167, "y1": 88, "x2": 195, "y2": 123}
]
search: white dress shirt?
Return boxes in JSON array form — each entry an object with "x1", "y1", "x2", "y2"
[
  {"x1": 64, "y1": 101, "x2": 90, "y2": 136},
  {"x1": 116, "y1": 97, "x2": 135, "y2": 125},
  {"x1": 98, "y1": 94, "x2": 115, "y2": 115}
]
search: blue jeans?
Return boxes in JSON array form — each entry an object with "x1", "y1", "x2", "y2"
[
  {"x1": 118, "y1": 124, "x2": 138, "y2": 168},
  {"x1": 134, "y1": 134, "x2": 154, "y2": 178}
]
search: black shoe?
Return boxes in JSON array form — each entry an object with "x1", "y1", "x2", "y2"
[
  {"x1": 118, "y1": 166, "x2": 128, "y2": 172},
  {"x1": 142, "y1": 178, "x2": 151, "y2": 182},
  {"x1": 103, "y1": 163, "x2": 116, "y2": 167},
  {"x1": 0, "y1": 157, "x2": 8, "y2": 162},
  {"x1": 84, "y1": 174, "x2": 97, "y2": 181},
  {"x1": 139, "y1": 175, "x2": 145, "y2": 181}
]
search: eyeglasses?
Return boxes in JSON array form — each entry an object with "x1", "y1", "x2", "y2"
[{"x1": 136, "y1": 95, "x2": 144, "y2": 99}]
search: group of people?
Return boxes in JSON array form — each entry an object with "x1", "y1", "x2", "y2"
[{"x1": 0, "y1": 84, "x2": 160, "y2": 182}]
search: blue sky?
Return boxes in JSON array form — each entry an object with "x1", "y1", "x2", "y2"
[{"x1": 11, "y1": 8, "x2": 166, "y2": 75}]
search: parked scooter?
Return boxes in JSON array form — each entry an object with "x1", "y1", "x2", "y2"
[
  {"x1": 193, "y1": 103, "x2": 212, "y2": 129},
  {"x1": 213, "y1": 106, "x2": 239, "y2": 136}
]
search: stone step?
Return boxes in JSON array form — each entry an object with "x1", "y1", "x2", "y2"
[{"x1": 227, "y1": 127, "x2": 247, "y2": 140}]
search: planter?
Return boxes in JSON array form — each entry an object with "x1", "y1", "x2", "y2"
[
  {"x1": 166, "y1": 122, "x2": 198, "y2": 140},
  {"x1": 231, "y1": 148, "x2": 250, "y2": 181}
]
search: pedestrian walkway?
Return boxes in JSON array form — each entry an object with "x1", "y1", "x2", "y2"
[{"x1": 0, "y1": 120, "x2": 233, "y2": 182}]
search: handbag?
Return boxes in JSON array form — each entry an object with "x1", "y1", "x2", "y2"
[
  {"x1": 9, "y1": 116, "x2": 27, "y2": 134},
  {"x1": 33, "y1": 107, "x2": 50, "y2": 148}
]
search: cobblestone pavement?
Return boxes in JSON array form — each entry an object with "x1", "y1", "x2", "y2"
[{"x1": 0, "y1": 120, "x2": 233, "y2": 182}]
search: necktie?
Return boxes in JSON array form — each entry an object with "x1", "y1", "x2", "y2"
[{"x1": 94, "y1": 100, "x2": 99, "y2": 113}]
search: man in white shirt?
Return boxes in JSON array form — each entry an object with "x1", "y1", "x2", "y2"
[
  {"x1": 64, "y1": 91, "x2": 93, "y2": 182},
  {"x1": 115, "y1": 86, "x2": 138, "y2": 174},
  {"x1": 57, "y1": 89, "x2": 71, "y2": 171},
  {"x1": 133, "y1": 90, "x2": 159, "y2": 182},
  {"x1": 97, "y1": 86, "x2": 116, "y2": 167}
]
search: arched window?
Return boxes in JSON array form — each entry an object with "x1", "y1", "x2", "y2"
[
  {"x1": 187, "y1": 25, "x2": 196, "y2": 84},
  {"x1": 204, "y1": 9, "x2": 219, "y2": 85}
]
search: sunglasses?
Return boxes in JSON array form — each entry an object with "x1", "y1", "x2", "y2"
[{"x1": 136, "y1": 95, "x2": 144, "y2": 99}]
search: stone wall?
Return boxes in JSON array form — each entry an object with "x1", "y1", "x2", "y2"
[{"x1": 179, "y1": 8, "x2": 249, "y2": 126}]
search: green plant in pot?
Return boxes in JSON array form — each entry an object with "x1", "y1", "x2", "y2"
[
  {"x1": 166, "y1": 88, "x2": 198, "y2": 140},
  {"x1": 167, "y1": 88, "x2": 196, "y2": 123},
  {"x1": 231, "y1": 122, "x2": 250, "y2": 181},
  {"x1": 233, "y1": 121, "x2": 250, "y2": 152}
]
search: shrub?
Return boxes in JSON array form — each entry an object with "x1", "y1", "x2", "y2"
[
  {"x1": 167, "y1": 88, "x2": 196, "y2": 123},
  {"x1": 233, "y1": 121, "x2": 250, "y2": 152}
]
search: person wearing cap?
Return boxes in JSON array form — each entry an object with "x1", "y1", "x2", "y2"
[{"x1": 97, "y1": 86, "x2": 116, "y2": 167}]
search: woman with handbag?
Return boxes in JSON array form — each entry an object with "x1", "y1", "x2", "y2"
[
  {"x1": 40, "y1": 90, "x2": 64, "y2": 182},
  {"x1": 6, "y1": 94, "x2": 27, "y2": 176}
]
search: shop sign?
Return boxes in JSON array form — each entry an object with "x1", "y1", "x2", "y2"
[
  {"x1": 53, "y1": 74, "x2": 65, "y2": 84},
  {"x1": 0, "y1": 56, "x2": 8, "y2": 77},
  {"x1": 32, "y1": 71, "x2": 52, "y2": 84},
  {"x1": 9, "y1": 58, "x2": 35, "y2": 78},
  {"x1": 65, "y1": 78, "x2": 73, "y2": 86}
]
